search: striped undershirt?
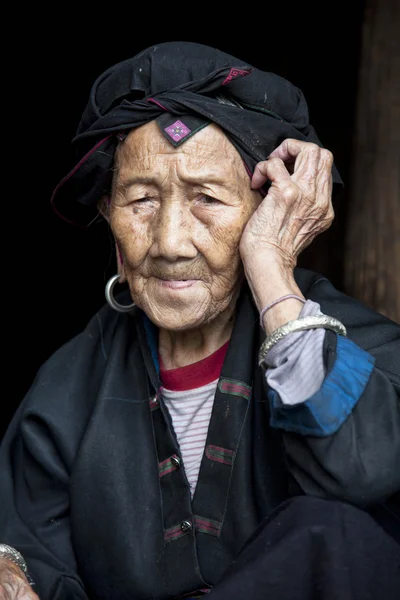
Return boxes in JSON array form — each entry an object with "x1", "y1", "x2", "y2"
[
  {"x1": 160, "y1": 342, "x2": 228, "y2": 497},
  {"x1": 159, "y1": 299, "x2": 325, "y2": 497}
]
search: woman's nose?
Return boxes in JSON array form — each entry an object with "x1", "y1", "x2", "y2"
[{"x1": 149, "y1": 200, "x2": 197, "y2": 262}]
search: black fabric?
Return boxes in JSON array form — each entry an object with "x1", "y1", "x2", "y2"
[
  {"x1": 207, "y1": 496, "x2": 400, "y2": 600},
  {"x1": 50, "y1": 41, "x2": 343, "y2": 226},
  {"x1": 0, "y1": 269, "x2": 399, "y2": 599}
]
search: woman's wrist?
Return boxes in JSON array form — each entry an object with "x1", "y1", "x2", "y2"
[
  {"x1": 261, "y1": 297, "x2": 305, "y2": 335},
  {"x1": 0, "y1": 556, "x2": 26, "y2": 578},
  {"x1": 243, "y1": 254, "x2": 305, "y2": 334},
  {"x1": 0, "y1": 558, "x2": 38, "y2": 598}
]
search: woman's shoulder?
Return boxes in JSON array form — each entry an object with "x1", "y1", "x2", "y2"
[
  {"x1": 2, "y1": 301, "x2": 145, "y2": 463},
  {"x1": 41, "y1": 301, "x2": 128, "y2": 371},
  {"x1": 22, "y1": 301, "x2": 142, "y2": 414}
]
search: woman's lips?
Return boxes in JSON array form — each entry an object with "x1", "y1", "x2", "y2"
[{"x1": 156, "y1": 278, "x2": 197, "y2": 289}]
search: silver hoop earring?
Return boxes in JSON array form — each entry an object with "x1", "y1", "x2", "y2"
[{"x1": 105, "y1": 274, "x2": 135, "y2": 313}]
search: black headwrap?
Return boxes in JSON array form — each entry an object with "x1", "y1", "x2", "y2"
[{"x1": 51, "y1": 41, "x2": 343, "y2": 226}]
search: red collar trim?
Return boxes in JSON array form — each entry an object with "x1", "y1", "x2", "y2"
[{"x1": 159, "y1": 341, "x2": 229, "y2": 391}]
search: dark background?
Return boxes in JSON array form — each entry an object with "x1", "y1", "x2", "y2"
[{"x1": 3, "y1": 3, "x2": 365, "y2": 438}]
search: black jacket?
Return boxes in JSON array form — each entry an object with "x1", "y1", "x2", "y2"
[{"x1": 1, "y1": 269, "x2": 399, "y2": 599}]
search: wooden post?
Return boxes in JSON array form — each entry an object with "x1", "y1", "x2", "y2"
[{"x1": 345, "y1": 0, "x2": 400, "y2": 323}]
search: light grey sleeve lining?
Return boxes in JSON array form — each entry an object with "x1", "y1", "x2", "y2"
[{"x1": 264, "y1": 300, "x2": 326, "y2": 405}]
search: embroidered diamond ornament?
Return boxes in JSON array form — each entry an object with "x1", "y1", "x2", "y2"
[
  {"x1": 164, "y1": 119, "x2": 191, "y2": 142},
  {"x1": 157, "y1": 113, "x2": 210, "y2": 148}
]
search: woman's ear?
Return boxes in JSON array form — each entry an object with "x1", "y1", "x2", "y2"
[
  {"x1": 99, "y1": 196, "x2": 127, "y2": 283},
  {"x1": 98, "y1": 195, "x2": 111, "y2": 221},
  {"x1": 116, "y1": 242, "x2": 127, "y2": 283}
]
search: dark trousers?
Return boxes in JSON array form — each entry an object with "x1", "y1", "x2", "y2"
[{"x1": 207, "y1": 496, "x2": 400, "y2": 600}]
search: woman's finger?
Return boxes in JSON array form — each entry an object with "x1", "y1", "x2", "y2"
[
  {"x1": 268, "y1": 140, "x2": 328, "y2": 192},
  {"x1": 268, "y1": 138, "x2": 306, "y2": 163},
  {"x1": 314, "y1": 149, "x2": 334, "y2": 209},
  {"x1": 251, "y1": 157, "x2": 292, "y2": 190}
]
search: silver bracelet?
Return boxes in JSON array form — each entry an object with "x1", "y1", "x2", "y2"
[
  {"x1": 258, "y1": 314, "x2": 347, "y2": 368},
  {"x1": 0, "y1": 543, "x2": 28, "y2": 576}
]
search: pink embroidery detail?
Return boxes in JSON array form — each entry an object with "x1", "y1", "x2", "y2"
[
  {"x1": 50, "y1": 134, "x2": 113, "y2": 228},
  {"x1": 242, "y1": 161, "x2": 253, "y2": 178},
  {"x1": 194, "y1": 517, "x2": 221, "y2": 534},
  {"x1": 222, "y1": 67, "x2": 252, "y2": 86},
  {"x1": 164, "y1": 119, "x2": 191, "y2": 142},
  {"x1": 147, "y1": 97, "x2": 168, "y2": 111}
]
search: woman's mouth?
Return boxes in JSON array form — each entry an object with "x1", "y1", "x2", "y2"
[{"x1": 156, "y1": 278, "x2": 197, "y2": 289}]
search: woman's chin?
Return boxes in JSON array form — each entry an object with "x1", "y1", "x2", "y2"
[
  {"x1": 147, "y1": 307, "x2": 208, "y2": 331},
  {"x1": 136, "y1": 282, "x2": 210, "y2": 330},
  {"x1": 134, "y1": 279, "x2": 237, "y2": 331}
]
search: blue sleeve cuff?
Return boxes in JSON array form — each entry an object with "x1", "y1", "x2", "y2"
[{"x1": 269, "y1": 335, "x2": 376, "y2": 437}]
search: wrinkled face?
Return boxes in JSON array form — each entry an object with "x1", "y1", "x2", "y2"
[{"x1": 109, "y1": 121, "x2": 261, "y2": 330}]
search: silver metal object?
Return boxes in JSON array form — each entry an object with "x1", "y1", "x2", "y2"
[
  {"x1": 0, "y1": 543, "x2": 28, "y2": 576},
  {"x1": 259, "y1": 314, "x2": 347, "y2": 368},
  {"x1": 105, "y1": 274, "x2": 135, "y2": 313},
  {"x1": 181, "y1": 520, "x2": 193, "y2": 533}
]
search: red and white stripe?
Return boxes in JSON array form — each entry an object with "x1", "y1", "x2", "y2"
[{"x1": 162, "y1": 381, "x2": 218, "y2": 496}]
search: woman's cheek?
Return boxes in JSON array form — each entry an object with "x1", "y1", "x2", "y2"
[
  {"x1": 203, "y1": 226, "x2": 242, "y2": 274},
  {"x1": 111, "y1": 219, "x2": 145, "y2": 269},
  {"x1": 125, "y1": 229, "x2": 152, "y2": 267}
]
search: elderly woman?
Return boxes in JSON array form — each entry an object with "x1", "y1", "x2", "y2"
[{"x1": 1, "y1": 42, "x2": 399, "y2": 600}]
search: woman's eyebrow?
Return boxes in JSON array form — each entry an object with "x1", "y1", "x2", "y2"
[
  {"x1": 183, "y1": 173, "x2": 229, "y2": 186},
  {"x1": 118, "y1": 173, "x2": 233, "y2": 190},
  {"x1": 117, "y1": 176, "x2": 158, "y2": 190}
]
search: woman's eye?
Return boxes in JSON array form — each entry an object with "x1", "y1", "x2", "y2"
[
  {"x1": 200, "y1": 195, "x2": 220, "y2": 204},
  {"x1": 130, "y1": 196, "x2": 153, "y2": 205}
]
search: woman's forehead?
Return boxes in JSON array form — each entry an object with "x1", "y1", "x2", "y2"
[{"x1": 118, "y1": 121, "x2": 243, "y2": 174}]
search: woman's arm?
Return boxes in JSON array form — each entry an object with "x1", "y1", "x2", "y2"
[
  {"x1": 0, "y1": 328, "x2": 98, "y2": 600},
  {"x1": 0, "y1": 397, "x2": 89, "y2": 600},
  {"x1": 277, "y1": 275, "x2": 400, "y2": 506},
  {"x1": 241, "y1": 139, "x2": 400, "y2": 506},
  {"x1": 0, "y1": 558, "x2": 39, "y2": 600}
]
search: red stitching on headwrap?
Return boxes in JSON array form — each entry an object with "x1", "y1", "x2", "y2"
[
  {"x1": 222, "y1": 68, "x2": 252, "y2": 86},
  {"x1": 242, "y1": 159, "x2": 268, "y2": 197},
  {"x1": 243, "y1": 161, "x2": 253, "y2": 179},
  {"x1": 50, "y1": 134, "x2": 113, "y2": 227},
  {"x1": 147, "y1": 97, "x2": 168, "y2": 111}
]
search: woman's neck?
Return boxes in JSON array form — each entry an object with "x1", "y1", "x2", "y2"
[{"x1": 158, "y1": 299, "x2": 236, "y2": 370}]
